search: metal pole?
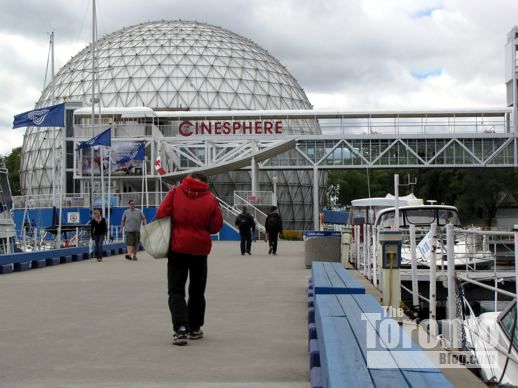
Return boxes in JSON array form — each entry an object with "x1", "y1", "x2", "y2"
[
  {"x1": 366, "y1": 225, "x2": 371, "y2": 280},
  {"x1": 251, "y1": 156, "x2": 257, "y2": 195},
  {"x1": 410, "y1": 224, "x2": 419, "y2": 307},
  {"x1": 446, "y1": 224, "x2": 456, "y2": 323},
  {"x1": 50, "y1": 32, "x2": 56, "y2": 208},
  {"x1": 100, "y1": 146, "x2": 105, "y2": 217},
  {"x1": 354, "y1": 225, "x2": 361, "y2": 269},
  {"x1": 313, "y1": 166, "x2": 319, "y2": 230},
  {"x1": 372, "y1": 226, "x2": 378, "y2": 287},
  {"x1": 515, "y1": 232, "x2": 518, "y2": 327},
  {"x1": 429, "y1": 223, "x2": 437, "y2": 335},
  {"x1": 394, "y1": 174, "x2": 399, "y2": 230}
]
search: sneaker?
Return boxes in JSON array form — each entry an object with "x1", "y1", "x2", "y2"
[
  {"x1": 125, "y1": 254, "x2": 132, "y2": 261},
  {"x1": 97, "y1": 257, "x2": 102, "y2": 262},
  {"x1": 188, "y1": 329, "x2": 204, "y2": 340},
  {"x1": 133, "y1": 256, "x2": 138, "y2": 261},
  {"x1": 247, "y1": 251, "x2": 252, "y2": 255},
  {"x1": 172, "y1": 327, "x2": 188, "y2": 346},
  {"x1": 268, "y1": 247, "x2": 273, "y2": 255},
  {"x1": 273, "y1": 252, "x2": 277, "y2": 256}
]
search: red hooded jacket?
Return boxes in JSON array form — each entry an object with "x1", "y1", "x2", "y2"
[{"x1": 156, "y1": 176, "x2": 223, "y2": 256}]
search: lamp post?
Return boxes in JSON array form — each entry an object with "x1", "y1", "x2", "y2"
[{"x1": 272, "y1": 176, "x2": 278, "y2": 206}]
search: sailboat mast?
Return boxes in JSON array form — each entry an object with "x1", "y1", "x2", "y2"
[{"x1": 90, "y1": 0, "x2": 96, "y2": 212}]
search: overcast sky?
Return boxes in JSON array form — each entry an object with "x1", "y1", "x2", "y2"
[{"x1": 1, "y1": 0, "x2": 517, "y2": 155}]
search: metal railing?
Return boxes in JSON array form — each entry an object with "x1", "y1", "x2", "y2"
[
  {"x1": 12, "y1": 192, "x2": 169, "y2": 209},
  {"x1": 233, "y1": 191, "x2": 274, "y2": 207}
]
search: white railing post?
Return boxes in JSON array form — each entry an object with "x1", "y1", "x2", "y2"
[
  {"x1": 429, "y1": 223, "x2": 437, "y2": 335},
  {"x1": 446, "y1": 224, "x2": 456, "y2": 344},
  {"x1": 366, "y1": 225, "x2": 372, "y2": 280},
  {"x1": 410, "y1": 224, "x2": 419, "y2": 308},
  {"x1": 372, "y1": 226, "x2": 378, "y2": 287},
  {"x1": 355, "y1": 225, "x2": 361, "y2": 270},
  {"x1": 362, "y1": 224, "x2": 367, "y2": 275}
]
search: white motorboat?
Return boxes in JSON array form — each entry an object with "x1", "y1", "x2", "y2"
[
  {"x1": 465, "y1": 301, "x2": 518, "y2": 385},
  {"x1": 373, "y1": 204, "x2": 495, "y2": 269}
]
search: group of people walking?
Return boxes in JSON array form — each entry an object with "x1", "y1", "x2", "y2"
[
  {"x1": 89, "y1": 173, "x2": 283, "y2": 347},
  {"x1": 234, "y1": 206, "x2": 283, "y2": 256}
]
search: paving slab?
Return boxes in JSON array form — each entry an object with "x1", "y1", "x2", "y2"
[{"x1": 0, "y1": 241, "x2": 309, "y2": 387}]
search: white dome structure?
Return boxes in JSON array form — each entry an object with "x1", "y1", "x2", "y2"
[{"x1": 21, "y1": 20, "x2": 324, "y2": 229}]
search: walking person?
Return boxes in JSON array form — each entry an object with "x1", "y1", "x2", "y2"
[
  {"x1": 265, "y1": 206, "x2": 283, "y2": 255},
  {"x1": 121, "y1": 199, "x2": 147, "y2": 261},
  {"x1": 235, "y1": 207, "x2": 256, "y2": 255},
  {"x1": 91, "y1": 209, "x2": 108, "y2": 262},
  {"x1": 156, "y1": 172, "x2": 223, "y2": 346}
]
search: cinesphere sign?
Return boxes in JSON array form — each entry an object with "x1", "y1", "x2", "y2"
[{"x1": 178, "y1": 120, "x2": 282, "y2": 136}]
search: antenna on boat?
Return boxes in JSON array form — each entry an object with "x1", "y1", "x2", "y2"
[
  {"x1": 426, "y1": 200, "x2": 437, "y2": 205},
  {"x1": 399, "y1": 174, "x2": 417, "y2": 193}
]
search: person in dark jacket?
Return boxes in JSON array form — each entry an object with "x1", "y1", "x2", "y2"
[
  {"x1": 235, "y1": 207, "x2": 256, "y2": 255},
  {"x1": 90, "y1": 208, "x2": 108, "y2": 262},
  {"x1": 156, "y1": 172, "x2": 223, "y2": 346},
  {"x1": 265, "y1": 206, "x2": 283, "y2": 255}
]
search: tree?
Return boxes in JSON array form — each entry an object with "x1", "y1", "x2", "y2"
[{"x1": 3, "y1": 147, "x2": 21, "y2": 196}]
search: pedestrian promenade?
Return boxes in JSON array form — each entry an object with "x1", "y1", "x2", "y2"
[{"x1": 0, "y1": 241, "x2": 309, "y2": 387}]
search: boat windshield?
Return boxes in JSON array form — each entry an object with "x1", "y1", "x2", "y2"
[
  {"x1": 349, "y1": 206, "x2": 384, "y2": 225},
  {"x1": 377, "y1": 207, "x2": 461, "y2": 228},
  {"x1": 499, "y1": 301, "x2": 518, "y2": 348}
]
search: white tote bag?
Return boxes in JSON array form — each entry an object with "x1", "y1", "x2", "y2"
[{"x1": 140, "y1": 216, "x2": 171, "y2": 259}]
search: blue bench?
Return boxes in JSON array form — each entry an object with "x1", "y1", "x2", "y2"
[
  {"x1": 314, "y1": 291, "x2": 452, "y2": 388},
  {"x1": 311, "y1": 262, "x2": 365, "y2": 295},
  {"x1": 0, "y1": 242, "x2": 127, "y2": 275}
]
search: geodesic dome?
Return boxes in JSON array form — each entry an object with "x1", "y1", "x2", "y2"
[{"x1": 21, "y1": 20, "x2": 323, "y2": 229}]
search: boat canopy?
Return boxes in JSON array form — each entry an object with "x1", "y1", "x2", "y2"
[{"x1": 351, "y1": 194, "x2": 423, "y2": 208}]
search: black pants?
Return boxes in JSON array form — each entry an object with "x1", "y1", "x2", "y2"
[
  {"x1": 93, "y1": 234, "x2": 105, "y2": 259},
  {"x1": 269, "y1": 232, "x2": 278, "y2": 253},
  {"x1": 167, "y1": 251, "x2": 208, "y2": 332},
  {"x1": 240, "y1": 230, "x2": 252, "y2": 254}
]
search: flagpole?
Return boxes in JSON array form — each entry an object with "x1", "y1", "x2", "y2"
[
  {"x1": 107, "y1": 148, "x2": 111, "y2": 237},
  {"x1": 100, "y1": 145, "x2": 105, "y2": 217},
  {"x1": 141, "y1": 156, "x2": 145, "y2": 212},
  {"x1": 90, "y1": 147, "x2": 94, "y2": 210},
  {"x1": 145, "y1": 156, "x2": 149, "y2": 207}
]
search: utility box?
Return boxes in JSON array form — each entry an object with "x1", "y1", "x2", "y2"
[
  {"x1": 379, "y1": 230, "x2": 402, "y2": 269},
  {"x1": 378, "y1": 230, "x2": 402, "y2": 309}
]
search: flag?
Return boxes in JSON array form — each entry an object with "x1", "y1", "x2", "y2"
[
  {"x1": 155, "y1": 156, "x2": 166, "y2": 176},
  {"x1": 13, "y1": 102, "x2": 65, "y2": 129},
  {"x1": 116, "y1": 142, "x2": 145, "y2": 164},
  {"x1": 77, "y1": 127, "x2": 112, "y2": 149}
]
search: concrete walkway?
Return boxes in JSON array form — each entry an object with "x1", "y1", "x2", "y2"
[{"x1": 0, "y1": 241, "x2": 309, "y2": 388}]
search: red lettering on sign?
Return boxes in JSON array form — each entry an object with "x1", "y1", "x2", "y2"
[
  {"x1": 179, "y1": 121, "x2": 193, "y2": 136},
  {"x1": 255, "y1": 121, "x2": 262, "y2": 134},
  {"x1": 233, "y1": 122, "x2": 240, "y2": 134},
  {"x1": 223, "y1": 121, "x2": 232, "y2": 134},
  {"x1": 275, "y1": 121, "x2": 282, "y2": 134},
  {"x1": 214, "y1": 121, "x2": 222, "y2": 135},
  {"x1": 264, "y1": 121, "x2": 273, "y2": 134}
]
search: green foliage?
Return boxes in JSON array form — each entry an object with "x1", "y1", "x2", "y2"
[
  {"x1": 3, "y1": 147, "x2": 21, "y2": 196},
  {"x1": 328, "y1": 168, "x2": 518, "y2": 227}
]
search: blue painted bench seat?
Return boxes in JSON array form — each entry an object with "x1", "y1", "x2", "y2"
[
  {"x1": 0, "y1": 242, "x2": 127, "y2": 275},
  {"x1": 311, "y1": 261, "x2": 365, "y2": 295},
  {"x1": 314, "y1": 291, "x2": 452, "y2": 388}
]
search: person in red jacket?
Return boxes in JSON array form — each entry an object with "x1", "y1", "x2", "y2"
[{"x1": 156, "y1": 172, "x2": 223, "y2": 346}]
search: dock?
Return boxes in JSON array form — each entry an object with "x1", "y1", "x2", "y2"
[
  {"x1": 0, "y1": 239, "x2": 492, "y2": 387},
  {"x1": 0, "y1": 241, "x2": 309, "y2": 387}
]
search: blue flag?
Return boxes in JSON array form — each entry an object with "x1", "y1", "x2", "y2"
[
  {"x1": 13, "y1": 102, "x2": 65, "y2": 128},
  {"x1": 77, "y1": 128, "x2": 112, "y2": 149},
  {"x1": 116, "y1": 142, "x2": 145, "y2": 163}
]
